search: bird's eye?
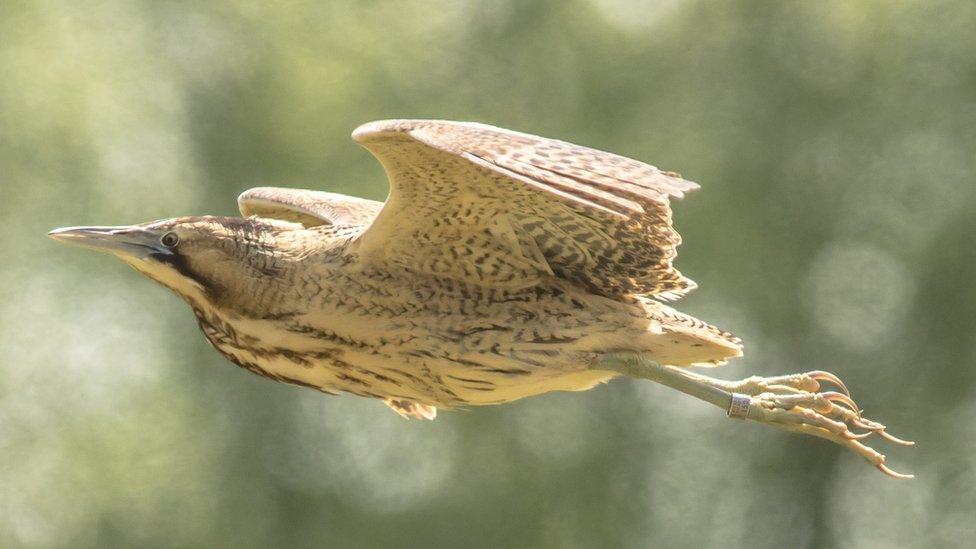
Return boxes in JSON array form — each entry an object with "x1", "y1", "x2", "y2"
[{"x1": 160, "y1": 232, "x2": 180, "y2": 248}]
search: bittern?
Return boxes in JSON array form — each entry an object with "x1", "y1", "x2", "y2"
[{"x1": 50, "y1": 120, "x2": 912, "y2": 477}]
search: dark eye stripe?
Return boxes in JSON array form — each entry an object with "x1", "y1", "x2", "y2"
[{"x1": 151, "y1": 251, "x2": 214, "y2": 297}]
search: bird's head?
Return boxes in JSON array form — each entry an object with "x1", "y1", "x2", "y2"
[{"x1": 49, "y1": 216, "x2": 306, "y2": 311}]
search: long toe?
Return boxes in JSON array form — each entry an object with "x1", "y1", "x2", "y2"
[{"x1": 732, "y1": 380, "x2": 913, "y2": 479}]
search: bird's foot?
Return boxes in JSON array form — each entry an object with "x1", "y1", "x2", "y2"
[
  {"x1": 593, "y1": 355, "x2": 913, "y2": 478},
  {"x1": 721, "y1": 370, "x2": 850, "y2": 397},
  {"x1": 728, "y1": 379, "x2": 914, "y2": 479}
]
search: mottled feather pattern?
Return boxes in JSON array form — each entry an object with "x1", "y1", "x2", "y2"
[
  {"x1": 352, "y1": 119, "x2": 697, "y2": 298},
  {"x1": 53, "y1": 118, "x2": 914, "y2": 476},
  {"x1": 210, "y1": 119, "x2": 741, "y2": 413}
]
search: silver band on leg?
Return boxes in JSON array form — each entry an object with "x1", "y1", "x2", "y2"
[{"x1": 727, "y1": 393, "x2": 751, "y2": 419}]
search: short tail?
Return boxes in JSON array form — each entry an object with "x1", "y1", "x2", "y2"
[{"x1": 639, "y1": 299, "x2": 743, "y2": 367}]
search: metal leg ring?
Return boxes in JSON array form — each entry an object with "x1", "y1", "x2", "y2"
[{"x1": 728, "y1": 393, "x2": 751, "y2": 419}]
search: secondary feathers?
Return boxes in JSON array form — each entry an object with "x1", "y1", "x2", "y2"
[{"x1": 242, "y1": 119, "x2": 700, "y2": 299}]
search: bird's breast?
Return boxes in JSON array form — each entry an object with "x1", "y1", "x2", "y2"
[{"x1": 186, "y1": 274, "x2": 671, "y2": 407}]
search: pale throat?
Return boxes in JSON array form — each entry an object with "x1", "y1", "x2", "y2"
[{"x1": 124, "y1": 257, "x2": 209, "y2": 306}]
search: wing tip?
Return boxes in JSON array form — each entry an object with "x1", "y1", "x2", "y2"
[
  {"x1": 236, "y1": 187, "x2": 282, "y2": 216},
  {"x1": 352, "y1": 120, "x2": 402, "y2": 143},
  {"x1": 236, "y1": 186, "x2": 277, "y2": 205},
  {"x1": 660, "y1": 175, "x2": 700, "y2": 200},
  {"x1": 651, "y1": 285, "x2": 696, "y2": 302},
  {"x1": 352, "y1": 119, "x2": 437, "y2": 143},
  {"x1": 352, "y1": 119, "x2": 500, "y2": 144}
]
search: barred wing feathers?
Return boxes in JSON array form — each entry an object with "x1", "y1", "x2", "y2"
[{"x1": 352, "y1": 119, "x2": 698, "y2": 298}]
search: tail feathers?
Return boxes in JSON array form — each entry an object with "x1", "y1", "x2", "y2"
[
  {"x1": 644, "y1": 302, "x2": 743, "y2": 367},
  {"x1": 385, "y1": 398, "x2": 437, "y2": 420}
]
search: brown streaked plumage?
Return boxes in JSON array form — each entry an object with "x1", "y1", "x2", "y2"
[{"x1": 49, "y1": 119, "x2": 912, "y2": 478}]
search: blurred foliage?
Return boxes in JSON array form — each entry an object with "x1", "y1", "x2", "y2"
[{"x1": 1, "y1": 0, "x2": 975, "y2": 547}]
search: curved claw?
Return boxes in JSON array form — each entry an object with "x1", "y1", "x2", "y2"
[
  {"x1": 847, "y1": 426, "x2": 878, "y2": 438},
  {"x1": 853, "y1": 418, "x2": 885, "y2": 432},
  {"x1": 844, "y1": 429, "x2": 873, "y2": 440},
  {"x1": 850, "y1": 417, "x2": 915, "y2": 446},
  {"x1": 822, "y1": 391, "x2": 861, "y2": 418},
  {"x1": 723, "y1": 368, "x2": 911, "y2": 479},
  {"x1": 807, "y1": 370, "x2": 850, "y2": 397},
  {"x1": 878, "y1": 429, "x2": 915, "y2": 446},
  {"x1": 876, "y1": 463, "x2": 914, "y2": 480}
]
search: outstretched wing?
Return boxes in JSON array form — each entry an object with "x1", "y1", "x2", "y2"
[
  {"x1": 238, "y1": 187, "x2": 383, "y2": 228},
  {"x1": 351, "y1": 119, "x2": 699, "y2": 298}
]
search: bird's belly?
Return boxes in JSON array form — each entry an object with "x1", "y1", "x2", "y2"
[
  {"x1": 209, "y1": 333, "x2": 618, "y2": 407},
  {"x1": 213, "y1": 341, "x2": 383, "y2": 397},
  {"x1": 438, "y1": 365, "x2": 619, "y2": 405},
  {"x1": 195, "y1": 303, "x2": 626, "y2": 407},
  {"x1": 193, "y1": 284, "x2": 736, "y2": 407}
]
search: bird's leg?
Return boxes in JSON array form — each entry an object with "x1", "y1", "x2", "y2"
[{"x1": 594, "y1": 353, "x2": 914, "y2": 479}]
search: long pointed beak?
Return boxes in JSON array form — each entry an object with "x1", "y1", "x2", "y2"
[{"x1": 48, "y1": 225, "x2": 169, "y2": 259}]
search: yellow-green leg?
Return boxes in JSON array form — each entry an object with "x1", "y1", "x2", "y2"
[{"x1": 593, "y1": 353, "x2": 914, "y2": 479}]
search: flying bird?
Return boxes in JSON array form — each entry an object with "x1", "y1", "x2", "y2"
[{"x1": 49, "y1": 120, "x2": 912, "y2": 477}]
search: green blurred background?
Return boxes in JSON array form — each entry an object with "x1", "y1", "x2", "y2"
[{"x1": 2, "y1": 1, "x2": 974, "y2": 547}]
